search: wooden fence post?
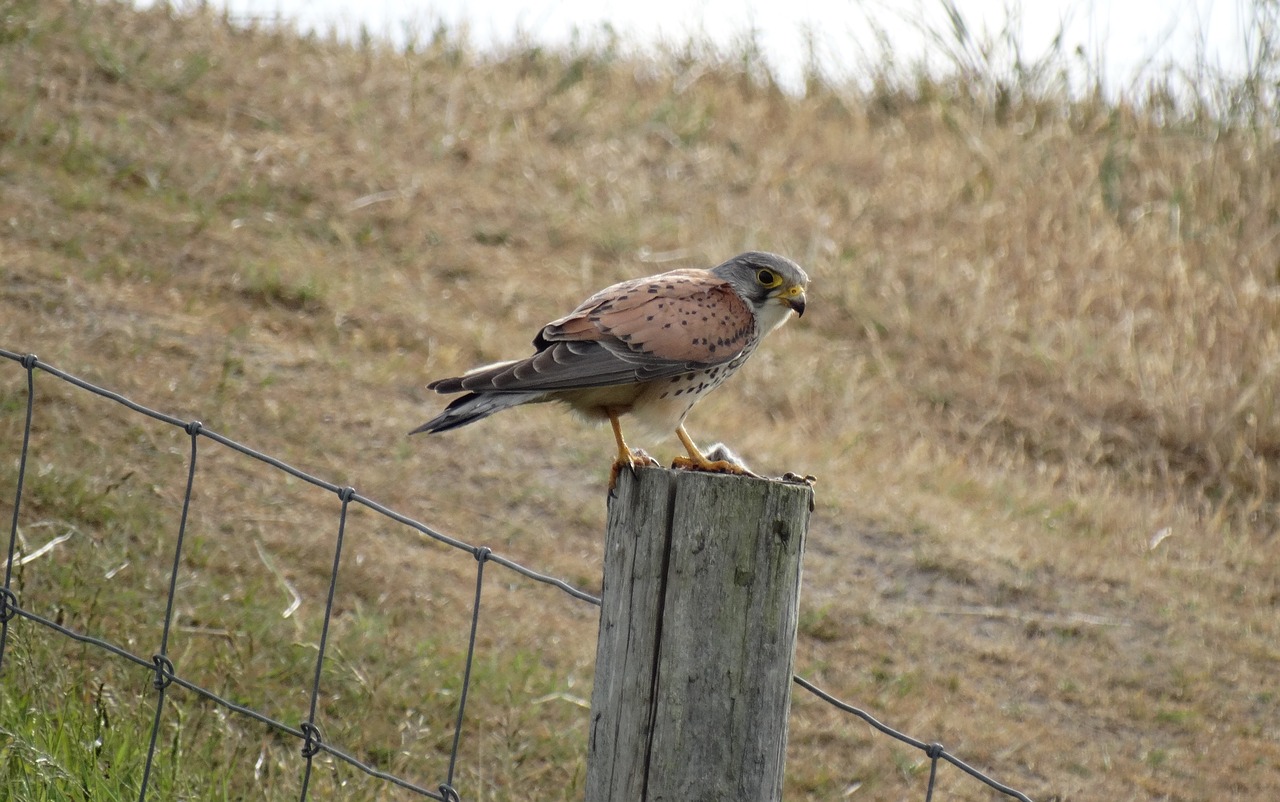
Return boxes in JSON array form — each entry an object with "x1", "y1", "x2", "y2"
[{"x1": 586, "y1": 466, "x2": 813, "y2": 801}]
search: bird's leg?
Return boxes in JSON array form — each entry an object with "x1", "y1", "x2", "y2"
[
  {"x1": 671, "y1": 425, "x2": 759, "y2": 477},
  {"x1": 607, "y1": 409, "x2": 659, "y2": 490}
]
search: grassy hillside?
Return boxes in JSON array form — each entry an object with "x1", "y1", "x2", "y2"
[{"x1": 1, "y1": 0, "x2": 1277, "y2": 799}]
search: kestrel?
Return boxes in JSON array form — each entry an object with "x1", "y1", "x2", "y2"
[{"x1": 411, "y1": 251, "x2": 808, "y2": 484}]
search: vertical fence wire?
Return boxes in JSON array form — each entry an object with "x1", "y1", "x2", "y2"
[
  {"x1": 0, "y1": 354, "x2": 35, "y2": 669},
  {"x1": 440, "y1": 546, "x2": 491, "y2": 802},
  {"x1": 137, "y1": 421, "x2": 202, "y2": 801},
  {"x1": 298, "y1": 485, "x2": 357, "y2": 800},
  {"x1": 0, "y1": 349, "x2": 1036, "y2": 802}
]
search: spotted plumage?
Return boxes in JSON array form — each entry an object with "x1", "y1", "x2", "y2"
[{"x1": 411, "y1": 251, "x2": 809, "y2": 483}]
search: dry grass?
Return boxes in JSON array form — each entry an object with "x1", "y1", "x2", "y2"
[{"x1": 1, "y1": 0, "x2": 1278, "y2": 799}]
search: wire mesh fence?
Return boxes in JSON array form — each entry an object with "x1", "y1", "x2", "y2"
[{"x1": 0, "y1": 347, "x2": 1034, "y2": 801}]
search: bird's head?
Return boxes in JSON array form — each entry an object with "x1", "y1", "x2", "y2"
[{"x1": 711, "y1": 251, "x2": 809, "y2": 333}]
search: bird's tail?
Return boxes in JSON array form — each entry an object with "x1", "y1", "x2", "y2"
[{"x1": 409, "y1": 391, "x2": 543, "y2": 435}]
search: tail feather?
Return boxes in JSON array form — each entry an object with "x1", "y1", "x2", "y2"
[
  {"x1": 427, "y1": 359, "x2": 521, "y2": 394},
  {"x1": 409, "y1": 391, "x2": 542, "y2": 435}
]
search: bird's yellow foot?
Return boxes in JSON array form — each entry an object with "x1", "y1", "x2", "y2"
[
  {"x1": 672, "y1": 427, "x2": 760, "y2": 478},
  {"x1": 671, "y1": 454, "x2": 761, "y2": 478},
  {"x1": 608, "y1": 448, "x2": 661, "y2": 491},
  {"x1": 703, "y1": 443, "x2": 813, "y2": 484}
]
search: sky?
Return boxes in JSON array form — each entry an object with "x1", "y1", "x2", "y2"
[{"x1": 137, "y1": 0, "x2": 1252, "y2": 95}]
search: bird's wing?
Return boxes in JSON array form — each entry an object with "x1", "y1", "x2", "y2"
[{"x1": 429, "y1": 270, "x2": 756, "y2": 394}]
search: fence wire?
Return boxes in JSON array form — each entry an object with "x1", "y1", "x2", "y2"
[{"x1": 0, "y1": 347, "x2": 1034, "y2": 802}]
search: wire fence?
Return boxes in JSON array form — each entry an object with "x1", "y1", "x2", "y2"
[{"x1": 0, "y1": 347, "x2": 1035, "y2": 802}]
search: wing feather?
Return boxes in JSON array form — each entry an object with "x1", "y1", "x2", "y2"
[
  {"x1": 431, "y1": 269, "x2": 757, "y2": 395},
  {"x1": 591, "y1": 273, "x2": 754, "y2": 361}
]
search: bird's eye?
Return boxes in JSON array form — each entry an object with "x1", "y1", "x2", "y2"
[{"x1": 756, "y1": 269, "x2": 781, "y2": 288}]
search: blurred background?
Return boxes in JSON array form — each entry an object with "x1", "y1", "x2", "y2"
[{"x1": 135, "y1": 0, "x2": 1254, "y2": 95}]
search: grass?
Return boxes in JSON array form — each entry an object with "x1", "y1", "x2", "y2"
[{"x1": 1, "y1": 0, "x2": 1279, "y2": 799}]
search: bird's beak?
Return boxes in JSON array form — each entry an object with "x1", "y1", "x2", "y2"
[{"x1": 778, "y1": 285, "x2": 806, "y2": 317}]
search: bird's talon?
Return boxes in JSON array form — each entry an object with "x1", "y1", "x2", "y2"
[
  {"x1": 629, "y1": 448, "x2": 661, "y2": 468},
  {"x1": 608, "y1": 448, "x2": 661, "y2": 491},
  {"x1": 671, "y1": 456, "x2": 760, "y2": 478}
]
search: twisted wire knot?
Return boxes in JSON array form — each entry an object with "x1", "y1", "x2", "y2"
[
  {"x1": 0, "y1": 588, "x2": 17, "y2": 623},
  {"x1": 300, "y1": 721, "x2": 323, "y2": 758},
  {"x1": 151, "y1": 654, "x2": 175, "y2": 690}
]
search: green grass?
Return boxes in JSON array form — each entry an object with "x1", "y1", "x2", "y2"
[
  {"x1": 0, "y1": 450, "x2": 590, "y2": 800},
  {"x1": 2, "y1": 641, "x2": 192, "y2": 802},
  {"x1": 0, "y1": 372, "x2": 592, "y2": 799}
]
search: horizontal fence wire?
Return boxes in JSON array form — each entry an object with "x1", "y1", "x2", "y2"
[{"x1": 0, "y1": 347, "x2": 1034, "y2": 801}]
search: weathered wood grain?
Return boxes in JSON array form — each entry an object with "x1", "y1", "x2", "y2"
[{"x1": 586, "y1": 466, "x2": 812, "y2": 802}]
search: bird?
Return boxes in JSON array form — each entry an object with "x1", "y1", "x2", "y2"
[{"x1": 410, "y1": 251, "x2": 809, "y2": 485}]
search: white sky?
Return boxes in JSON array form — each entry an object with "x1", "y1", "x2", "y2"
[{"x1": 141, "y1": 0, "x2": 1252, "y2": 94}]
